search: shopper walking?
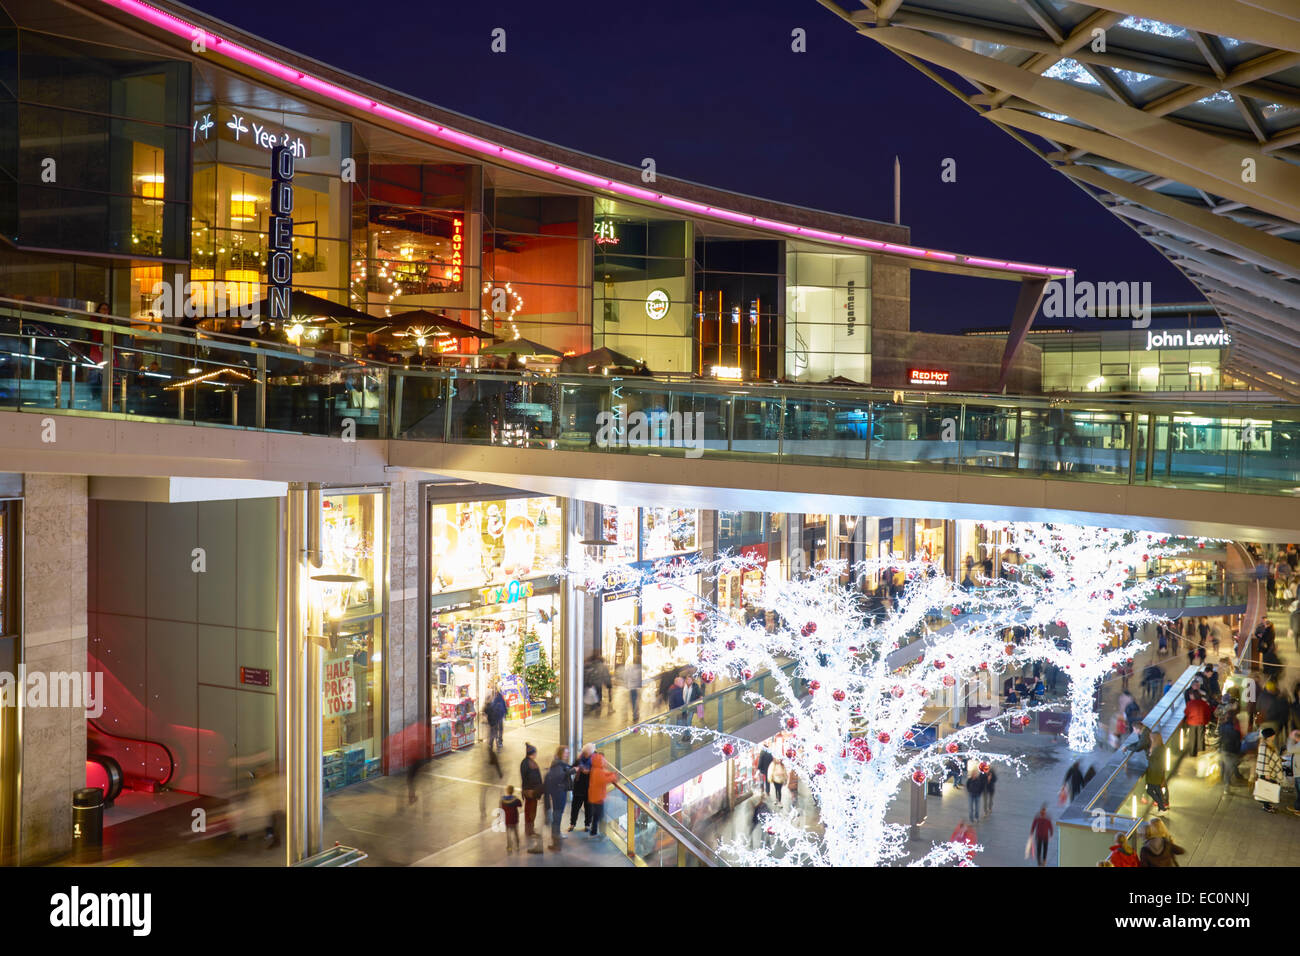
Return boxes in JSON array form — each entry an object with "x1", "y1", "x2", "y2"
[
  {"x1": 543, "y1": 745, "x2": 571, "y2": 852},
  {"x1": 568, "y1": 743, "x2": 594, "y2": 832},
  {"x1": 586, "y1": 751, "x2": 616, "y2": 836},
  {"x1": 1254, "y1": 727, "x2": 1285, "y2": 813},
  {"x1": 981, "y1": 765, "x2": 997, "y2": 816},
  {"x1": 1029, "y1": 805, "x2": 1054, "y2": 867},
  {"x1": 757, "y1": 747, "x2": 774, "y2": 796},
  {"x1": 499, "y1": 785, "x2": 522, "y2": 855},
  {"x1": 1107, "y1": 834, "x2": 1140, "y2": 867},
  {"x1": 520, "y1": 743, "x2": 544, "y2": 853},
  {"x1": 769, "y1": 757, "x2": 787, "y2": 805},
  {"x1": 1184, "y1": 691, "x2": 1212, "y2": 757},
  {"x1": 1145, "y1": 744, "x2": 1170, "y2": 811},
  {"x1": 1138, "y1": 819, "x2": 1184, "y2": 867},
  {"x1": 624, "y1": 656, "x2": 643, "y2": 724},
  {"x1": 485, "y1": 684, "x2": 507, "y2": 753},
  {"x1": 966, "y1": 766, "x2": 986, "y2": 822},
  {"x1": 1218, "y1": 713, "x2": 1243, "y2": 791},
  {"x1": 787, "y1": 765, "x2": 799, "y2": 810}
]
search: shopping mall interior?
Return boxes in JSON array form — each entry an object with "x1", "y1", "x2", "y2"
[{"x1": 1, "y1": 0, "x2": 1299, "y2": 880}]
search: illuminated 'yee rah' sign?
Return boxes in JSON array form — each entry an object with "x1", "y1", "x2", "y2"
[{"x1": 268, "y1": 145, "x2": 294, "y2": 324}]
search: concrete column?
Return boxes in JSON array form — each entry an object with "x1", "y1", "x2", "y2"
[
  {"x1": 18, "y1": 474, "x2": 88, "y2": 865},
  {"x1": 284, "y1": 485, "x2": 307, "y2": 863},
  {"x1": 385, "y1": 478, "x2": 424, "y2": 773},
  {"x1": 561, "y1": 499, "x2": 585, "y2": 757}
]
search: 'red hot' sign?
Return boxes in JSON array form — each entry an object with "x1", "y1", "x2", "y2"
[{"x1": 909, "y1": 368, "x2": 950, "y2": 387}]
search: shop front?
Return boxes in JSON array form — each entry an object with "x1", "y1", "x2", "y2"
[
  {"x1": 427, "y1": 492, "x2": 564, "y2": 754},
  {"x1": 591, "y1": 505, "x2": 704, "y2": 717},
  {"x1": 316, "y1": 489, "x2": 387, "y2": 794}
]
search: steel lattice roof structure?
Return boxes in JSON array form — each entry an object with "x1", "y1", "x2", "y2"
[{"x1": 818, "y1": 0, "x2": 1300, "y2": 400}]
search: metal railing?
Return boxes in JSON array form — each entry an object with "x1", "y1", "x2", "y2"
[
  {"x1": 5, "y1": 297, "x2": 1300, "y2": 498},
  {"x1": 602, "y1": 764, "x2": 725, "y2": 867}
]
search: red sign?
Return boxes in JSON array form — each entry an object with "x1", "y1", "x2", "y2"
[
  {"x1": 739, "y1": 543, "x2": 768, "y2": 569},
  {"x1": 239, "y1": 666, "x2": 271, "y2": 687},
  {"x1": 909, "y1": 368, "x2": 950, "y2": 387}
]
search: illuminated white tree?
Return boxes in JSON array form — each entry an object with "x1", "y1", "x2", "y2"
[
  {"x1": 983, "y1": 522, "x2": 1203, "y2": 751},
  {"x1": 593, "y1": 554, "x2": 1039, "y2": 867}
]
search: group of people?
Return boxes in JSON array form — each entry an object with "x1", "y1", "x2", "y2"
[
  {"x1": 499, "y1": 741, "x2": 617, "y2": 856},
  {"x1": 1104, "y1": 819, "x2": 1185, "y2": 867}
]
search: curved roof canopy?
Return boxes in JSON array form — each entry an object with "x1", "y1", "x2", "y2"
[{"x1": 818, "y1": 0, "x2": 1300, "y2": 400}]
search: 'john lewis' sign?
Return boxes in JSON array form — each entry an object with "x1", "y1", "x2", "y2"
[{"x1": 1145, "y1": 329, "x2": 1231, "y2": 350}]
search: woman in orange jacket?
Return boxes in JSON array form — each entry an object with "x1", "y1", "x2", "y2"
[{"x1": 586, "y1": 752, "x2": 617, "y2": 836}]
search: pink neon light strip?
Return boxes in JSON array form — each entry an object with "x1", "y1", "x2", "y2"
[{"x1": 102, "y1": 0, "x2": 1073, "y2": 278}]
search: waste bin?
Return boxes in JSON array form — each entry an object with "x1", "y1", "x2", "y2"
[{"x1": 72, "y1": 787, "x2": 104, "y2": 850}]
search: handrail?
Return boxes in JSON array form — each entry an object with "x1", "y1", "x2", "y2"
[
  {"x1": 87, "y1": 719, "x2": 177, "y2": 786},
  {"x1": 605, "y1": 763, "x2": 725, "y2": 867},
  {"x1": 5, "y1": 298, "x2": 1300, "y2": 500}
]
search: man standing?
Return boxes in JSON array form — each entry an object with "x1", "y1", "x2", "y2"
[
  {"x1": 543, "y1": 745, "x2": 571, "y2": 852},
  {"x1": 965, "y1": 766, "x2": 985, "y2": 823},
  {"x1": 624, "y1": 655, "x2": 643, "y2": 724}
]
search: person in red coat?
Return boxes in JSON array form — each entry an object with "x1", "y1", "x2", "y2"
[
  {"x1": 1029, "y1": 804, "x2": 1054, "y2": 867},
  {"x1": 1107, "y1": 834, "x2": 1139, "y2": 867},
  {"x1": 1184, "y1": 692, "x2": 1213, "y2": 757}
]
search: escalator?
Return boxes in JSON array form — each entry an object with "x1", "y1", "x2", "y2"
[{"x1": 86, "y1": 719, "x2": 176, "y2": 800}]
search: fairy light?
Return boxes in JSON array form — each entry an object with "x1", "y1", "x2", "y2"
[
  {"x1": 165, "y1": 368, "x2": 253, "y2": 390},
  {"x1": 982, "y1": 522, "x2": 1216, "y2": 751}
]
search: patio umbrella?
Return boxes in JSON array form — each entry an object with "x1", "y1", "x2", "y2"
[
  {"x1": 558, "y1": 346, "x2": 640, "y2": 372},
  {"x1": 480, "y1": 338, "x2": 563, "y2": 358},
  {"x1": 215, "y1": 290, "x2": 373, "y2": 324},
  {"x1": 378, "y1": 309, "x2": 495, "y2": 340}
]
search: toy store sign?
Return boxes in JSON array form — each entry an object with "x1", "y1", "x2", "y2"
[
  {"x1": 323, "y1": 657, "x2": 357, "y2": 717},
  {"x1": 479, "y1": 579, "x2": 535, "y2": 605}
]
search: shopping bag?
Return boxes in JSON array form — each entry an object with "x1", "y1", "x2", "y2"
[
  {"x1": 1024, "y1": 835, "x2": 1034, "y2": 859},
  {"x1": 1254, "y1": 779, "x2": 1281, "y2": 803},
  {"x1": 583, "y1": 686, "x2": 597, "y2": 706}
]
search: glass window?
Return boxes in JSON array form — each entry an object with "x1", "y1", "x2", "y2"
[
  {"x1": 785, "y1": 244, "x2": 870, "y2": 383},
  {"x1": 641, "y1": 507, "x2": 698, "y2": 559}
]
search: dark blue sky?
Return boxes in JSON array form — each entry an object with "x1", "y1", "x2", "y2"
[{"x1": 195, "y1": 0, "x2": 1200, "y2": 331}]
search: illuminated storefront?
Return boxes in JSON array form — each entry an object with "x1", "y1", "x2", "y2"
[
  {"x1": 593, "y1": 505, "x2": 703, "y2": 707},
  {"x1": 428, "y1": 493, "x2": 564, "y2": 749},
  {"x1": 316, "y1": 489, "x2": 386, "y2": 793}
]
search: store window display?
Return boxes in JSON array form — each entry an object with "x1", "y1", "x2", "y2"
[
  {"x1": 429, "y1": 495, "x2": 563, "y2": 749},
  {"x1": 318, "y1": 491, "x2": 385, "y2": 792}
]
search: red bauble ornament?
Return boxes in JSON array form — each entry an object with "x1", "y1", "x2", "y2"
[
  {"x1": 814, "y1": 763, "x2": 827, "y2": 776},
  {"x1": 1004, "y1": 645, "x2": 1015, "y2": 656},
  {"x1": 1020, "y1": 715, "x2": 1032, "y2": 726},
  {"x1": 785, "y1": 747, "x2": 797, "y2": 759},
  {"x1": 891, "y1": 685, "x2": 905, "y2": 698},
  {"x1": 754, "y1": 702, "x2": 764, "y2": 712},
  {"x1": 663, "y1": 603, "x2": 673, "y2": 615},
  {"x1": 933, "y1": 660, "x2": 946, "y2": 670},
  {"x1": 805, "y1": 622, "x2": 817, "y2": 634},
  {"x1": 694, "y1": 611, "x2": 706, "y2": 622},
  {"x1": 725, "y1": 641, "x2": 736, "y2": 651},
  {"x1": 912, "y1": 770, "x2": 926, "y2": 784},
  {"x1": 876, "y1": 731, "x2": 890, "y2": 744},
  {"x1": 809, "y1": 680, "x2": 821, "y2": 692},
  {"x1": 832, "y1": 689, "x2": 846, "y2": 702},
  {"x1": 903, "y1": 730, "x2": 915, "y2": 741},
  {"x1": 1197, "y1": 541, "x2": 1205, "y2": 549},
  {"x1": 721, "y1": 743, "x2": 734, "y2": 757},
  {"x1": 943, "y1": 675, "x2": 956, "y2": 687},
  {"x1": 945, "y1": 741, "x2": 959, "y2": 754},
  {"x1": 978, "y1": 761, "x2": 990, "y2": 774},
  {"x1": 743, "y1": 669, "x2": 753, "y2": 680},
  {"x1": 979, "y1": 662, "x2": 989, "y2": 671},
  {"x1": 951, "y1": 607, "x2": 962, "y2": 616},
  {"x1": 785, "y1": 717, "x2": 798, "y2": 730},
  {"x1": 700, "y1": 671, "x2": 715, "y2": 684},
  {"x1": 1142, "y1": 554, "x2": 1149, "y2": 561}
]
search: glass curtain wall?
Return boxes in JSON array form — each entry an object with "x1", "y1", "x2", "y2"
[
  {"x1": 785, "y1": 243, "x2": 872, "y2": 383},
  {"x1": 593, "y1": 198, "x2": 693, "y2": 373},
  {"x1": 1039, "y1": 329, "x2": 1232, "y2": 393},
  {"x1": 695, "y1": 236, "x2": 782, "y2": 381},
  {"x1": 483, "y1": 184, "x2": 591, "y2": 357},
  {"x1": 190, "y1": 102, "x2": 351, "y2": 319}
]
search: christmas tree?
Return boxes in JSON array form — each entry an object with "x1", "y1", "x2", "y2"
[{"x1": 511, "y1": 635, "x2": 558, "y2": 704}]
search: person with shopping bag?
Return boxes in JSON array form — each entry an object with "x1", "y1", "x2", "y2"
[{"x1": 1254, "y1": 727, "x2": 1285, "y2": 813}]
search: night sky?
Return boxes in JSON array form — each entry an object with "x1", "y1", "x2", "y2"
[{"x1": 195, "y1": 0, "x2": 1200, "y2": 332}]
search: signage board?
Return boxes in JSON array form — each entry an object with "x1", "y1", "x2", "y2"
[
  {"x1": 239, "y1": 666, "x2": 271, "y2": 687},
  {"x1": 267, "y1": 145, "x2": 295, "y2": 324},
  {"x1": 524, "y1": 642, "x2": 541, "y2": 667},
  {"x1": 909, "y1": 368, "x2": 950, "y2": 387},
  {"x1": 323, "y1": 656, "x2": 357, "y2": 717}
]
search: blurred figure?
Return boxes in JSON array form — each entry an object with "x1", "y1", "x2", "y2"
[
  {"x1": 624, "y1": 654, "x2": 642, "y2": 724},
  {"x1": 981, "y1": 764, "x2": 998, "y2": 816},
  {"x1": 1029, "y1": 805, "x2": 1054, "y2": 867},
  {"x1": 519, "y1": 743, "x2": 544, "y2": 853},
  {"x1": 568, "y1": 743, "x2": 594, "y2": 833},
  {"x1": 1255, "y1": 727, "x2": 1284, "y2": 813},
  {"x1": 499, "y1": 785, "x2": 522, "y2": 855},
  {"x1": 543, "y1": 745, "x2": 571, "y2": 852},
  {"x1": 1107, "y1": 833, "x2": 1139, "y2": 867},
  {"x1": 586, "y1": 751, "x2": 616, "y2": 837},
  {"x1": 769, "y1": 757, "x2": 787, "y2": 805},
  {"x1": 1138, "y1": 819, "x2": 1184, "y2": 866}
]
